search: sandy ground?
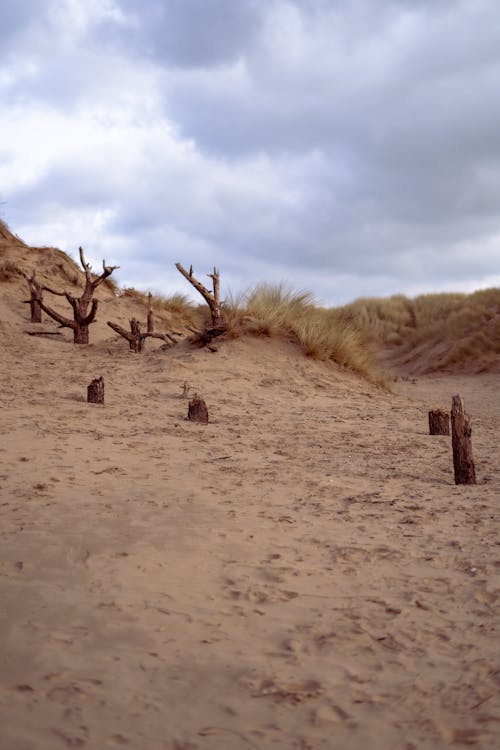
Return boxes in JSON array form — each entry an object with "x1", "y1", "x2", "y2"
[{"x1": 1, "y1": 290, "x2": 499, "y2": 749}]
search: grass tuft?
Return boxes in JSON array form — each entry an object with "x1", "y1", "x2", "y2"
[
  {"x1": 0, "y1": 261, "x2": 20, "y2": 282},
  {"x1": 225, "y1": 283, "x2": 385, "y2": 383}
]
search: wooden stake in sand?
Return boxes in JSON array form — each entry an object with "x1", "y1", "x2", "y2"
[
  {"x1": 87, "y1": 377, "x2": 104, "y2": 404},
  {"x1": 428, "y1": 408, "x2": 450, "y2": 435},
  {"x1": 451, "y1": 394, "x2": 476, "y2": 485},
  {"x1": 147, "y1": 292, "x2": 154, "y2": 333},
  {"x1": 188, "y1": 396, "x2": 208, "y2": 423}
]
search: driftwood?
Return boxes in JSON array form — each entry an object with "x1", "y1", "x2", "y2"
[
  {"x1": 107, "y1": 319, "x2": 179, "y2": 352},
  {"x1": 87, "y1": 377, "x2": 104, "y2": 404},
  {"x1": 428, "y1": 408, "x2": 450, "y2": 435},
  {"x1": 187, "y1": 325, "x2": 227, "y2": 348},
  {"x1": 107, "y1": 318, "x2": 146, "y2": 352},
  {"x1": 37, "y1": 247, "x2": 118, "y2": 344},
  {"x1": 188, "y1": 396, "x2": 209, "y2": 423},
  {"x1": 451, "y1": 395, "x2": 476, "y2": 485},
  {"x1": 175, "y1": 262, "x2": 225, "y2": 329},
  {"x1": 24, "y1": 330, "x2": 63, "y2": 337}
]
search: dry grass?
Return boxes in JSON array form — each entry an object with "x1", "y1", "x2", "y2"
[
  {"x1": 0, "y1": 261, "x2": 20, "y2": 282},
  {"x1": 224, "y1": 284, "x2": 385, "y2": 383},
  {"x1": 120, "y1": 288, "x2": 202, "y2": 328},
  {"x1": 342, "y1": 288, "x2": 500, "y2": 373}
]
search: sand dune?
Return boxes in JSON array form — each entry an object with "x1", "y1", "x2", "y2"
[{"x1": 1, "y1": 237, "x2": 499, "y2": 749}]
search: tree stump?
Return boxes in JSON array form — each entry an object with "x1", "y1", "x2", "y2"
[
  {"x1": 87, "y1": 377, "x2": 104, "y2": 404},
  {"x1": 451, "y1": 394, "x2": 476, "y2": 485},
  {"x1": 188, "y1": 396, "x2": 208, "y2": 423},
  {"x1": 428, "y1": 408, "x2": 450, "y2": 435}
]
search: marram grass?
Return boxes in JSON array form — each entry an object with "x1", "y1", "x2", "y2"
[{"x1": 225, "y1": 284, "x2": 386, "y2": 383}]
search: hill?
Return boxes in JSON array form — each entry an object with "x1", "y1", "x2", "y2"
[
  {"x1": 341, "y1": 290, "x2": 500, "y2": 375},
  {"x1": 1, "y1": 221, "x2": 499, "y2": 750}
]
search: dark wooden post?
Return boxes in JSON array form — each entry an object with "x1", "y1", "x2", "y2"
[
  {"x1": 451, "y1": 394, "x2": 476, "y2": 485},
  {"x1": 22, "y1": 271, "x2": 43, "y2": 322},
  {"x1": 188, "y1": 396, "x2": 208, "y2": 423},
  {"x1": 87, "y1": 377, "x2": 104, "y2": 404},
  {"x1": 147, "y1": 292, "x2": 154, "y2": 333},
  {"x1": 428, "y1": 408, "x2": 450, "y2": 435},
  {"x1": 129, "y1": 318, "x2": 143, "y2": 352}
]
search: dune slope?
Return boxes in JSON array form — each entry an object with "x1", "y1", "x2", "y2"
[{"x1": 0, "y1": 230, "x2": 499, "y2": 750}]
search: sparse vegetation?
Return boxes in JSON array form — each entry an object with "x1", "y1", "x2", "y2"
[
  {"x1": 342, "y1": 289, "x2": 500, "y2": 373},
  {"x1": 224, "y1": 283, "x2": 386, "y2": 383},
  {"x1": 2, "y1": 217, "x2": 498, "y2": 377},
  {"x1": 120, "y1": 288, "x2": 202, "y2": 327},
  {"x1": 0, "y1": 260, "x2": 20, "y2": 282}
]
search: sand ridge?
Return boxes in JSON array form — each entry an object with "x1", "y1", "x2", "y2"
[{"x1": 0, "y1": 265, "x2": 499, "y2": 749}]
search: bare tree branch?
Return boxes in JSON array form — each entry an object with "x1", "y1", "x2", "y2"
[{"x1": 175, "y1": 262, "x2": 225, "y2": 329}]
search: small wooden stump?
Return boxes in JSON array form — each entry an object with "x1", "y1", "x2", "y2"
[
  {"x1": 428, "y1": 408, "x2": 450, "y2": 435},
  {"x1": 188, "y1": 396, "x2": 208, "y2": 423},
  {"x1": 451, "y1": 394, "x2": 476, "y2": 485},
  {"x1": 87, "y1": 377, "x2": 104, "y2": 404}
]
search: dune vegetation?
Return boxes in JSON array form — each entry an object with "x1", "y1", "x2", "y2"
[
  {"x1": 340, "y1": 289, "x2": 500, "y2": 374},
  {"x1": 1, "y1": 219, "x2": 498, "y2": 377},
  {"x1": 222, "y1": 283, "x2": 384, "y2": 383}
]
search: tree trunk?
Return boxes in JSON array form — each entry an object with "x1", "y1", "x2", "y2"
[
  {"x1": 87, "y1": 377, "x2": 104, "y2": 404},
  {"x1": 428, "y1": 409, "x2": 449, "y2": 435},
  {"x1": 22, "y1": 271, "x2": 44, "y2": 322},
  {"x1": 147, "y1": 292, "x2": 154, "y2": 333},
  {"x1": 74, "y1": 324, "x2": 90, "y2": 344},
  {"x1": 188, "y1": 396, "x2": 209, "y2": 423},
  {"x1": 30, "y1": 297, "x2": 42, "y2": 323},
  {"x1": 451, "y1": 394, "x2": 476, "y2": 485},
  {"x1": 130, "y1": 319, "x2": 143, "y2": 352}
]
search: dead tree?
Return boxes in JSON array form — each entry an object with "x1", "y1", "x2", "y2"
[
  {"x1": 107, "y1": 318, "x2": 178, "y2": 352},
  {"x1": 451, "y1": 395, "x2": 476, "y2": 485},
  {"x1": 38, "y1": 247, "x2": 118, "y2": 344},
  {"x1": 21, "y1": 270, "x2": 65, "y2": 323},
  {"x1": 107, "y1": 318, "x2": 146, "y2": 352},
  {"x1": 175, "y1": 263, "x2": 225, "y2": 335}
]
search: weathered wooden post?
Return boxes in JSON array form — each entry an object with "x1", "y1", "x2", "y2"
[
  {"x1": 87, "y1": 377, "x2": 104, "y2": 404},
  {"x1": 188, "y1": 396, "x2": 208, "y2": 423},
  {"x1": 428, "y1": 408, "x2": 450, "y2": 435},
  {"x1": 147, "y1": 292, "x2": 154, "y2": 333},
  {"x1": 21, "y1": 270, "x2": 43, "y2": 322},
  {"x1": 451, "y1": 394, "x2": 476, "y2": 484}
]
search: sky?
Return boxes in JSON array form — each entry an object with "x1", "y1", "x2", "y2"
[{"x1": 1, "y1": 0, "x2": 499, "y2": 306}]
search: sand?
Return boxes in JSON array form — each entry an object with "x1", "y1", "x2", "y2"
[{"x1": 1, "y1": 268, "x2": 499, "y2": 749}]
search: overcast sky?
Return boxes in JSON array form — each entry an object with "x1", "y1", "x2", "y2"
[{"x1": 1, "y1": 0, "x2": 499, "y2": 305}]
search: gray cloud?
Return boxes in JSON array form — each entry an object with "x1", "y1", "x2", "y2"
[{"x1": 112, "y1": 0, "x2": 262, "y2": 67}]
